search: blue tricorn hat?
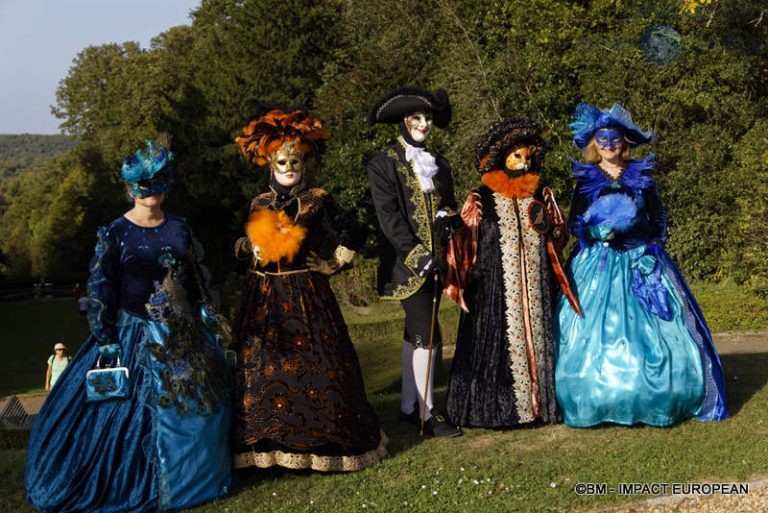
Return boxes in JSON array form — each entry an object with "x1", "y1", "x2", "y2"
[{"x1": 569, "y1": 102, "x2": 655, "y2": 150}]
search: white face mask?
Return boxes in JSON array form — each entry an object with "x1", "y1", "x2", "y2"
[
  {"x1": 404, "y1": 111, "x2": 433, "y2": 143},
  {"x1": 270, "y1": 143, "x2": 305, "y2": 187}
]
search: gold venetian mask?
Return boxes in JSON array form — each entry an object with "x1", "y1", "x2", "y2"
[
  {"x1": 270, "y1": 142, "x2": 306, "y2": 187},
  {"x1": 504, "y1": 143, "x2": 537, "y2": 173},
  {"x1": 270, "y1": 142, "x2": 306, "y2": 175}
]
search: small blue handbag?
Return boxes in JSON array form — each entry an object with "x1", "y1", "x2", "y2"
[{"x1": 85, "y1": 356, "x2": 130, "y2": 402}]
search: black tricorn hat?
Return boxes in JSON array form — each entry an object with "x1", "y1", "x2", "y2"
[
  {"x1": 368, "y1": 86, "x2": 452, "y2": 128},
  {"x1": 475, "y1": 119, "x2": 544, "y2": 174}
]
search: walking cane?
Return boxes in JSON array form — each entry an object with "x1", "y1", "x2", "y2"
[{"x1": 419, "y1": 270, "x2": 441, "y2": 436}]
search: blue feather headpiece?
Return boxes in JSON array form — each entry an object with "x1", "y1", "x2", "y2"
[
  {"x1": 569, "y1": 102, "x2": 655, "y2": 150},
  {"x1": 121, "y1": 140, "x2": 173, "y2": 183},
  {"x1": 120, "y1": 140, "x2": 174, "y2": 198}
]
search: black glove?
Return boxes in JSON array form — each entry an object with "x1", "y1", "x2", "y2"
[{"x1": 433, "y1": 213, "x2": 463, "y2": 245}]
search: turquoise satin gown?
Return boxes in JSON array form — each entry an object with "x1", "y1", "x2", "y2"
[{"x1": 554, "y1": 157, "x2": 728, "y2": 427}]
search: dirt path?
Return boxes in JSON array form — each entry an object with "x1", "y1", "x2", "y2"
[
  {"x1": 711, "y1": 330, "x2": 768, "y2": 355},
  {"x1": 589, "y1": 330, "x2": 768, "y2": 513},
  {"x1": 594, "y1": 479, "x2": 768, "y2": 513}
]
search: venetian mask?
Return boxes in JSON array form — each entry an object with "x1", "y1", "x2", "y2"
[
  {"x1": 128, "y1": 171, "x2": 172, "y2": 199},
  {"x1": 270, "y1": 142, "x2": 305, "y2": 187},
  {"x1": 504, "y1": 143, "x2": 537, "y2": 174},
  {"x1": 594, "y1": 128, "x2": 624, "y2": 150},
  {"x1": 404, "y1": 110, "x2": 433, "y2": 143}
]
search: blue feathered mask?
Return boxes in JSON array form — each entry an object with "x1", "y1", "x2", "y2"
[
  {"x1": 121, "y1": 140, "x2": 174, "y2": 198},
  {"x1": 569, "y1": 102, "x2": 655, "y2": 150}
]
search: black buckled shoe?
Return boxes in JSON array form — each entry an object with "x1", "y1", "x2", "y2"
[{"x1": 422, "y1": 414, "x2": 462, "y2": 438}]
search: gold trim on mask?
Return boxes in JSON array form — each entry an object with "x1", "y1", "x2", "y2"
[{"x1": 269, "y1": 141, "x2": 305, "y2": 175}]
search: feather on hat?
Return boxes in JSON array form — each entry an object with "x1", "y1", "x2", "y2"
[
  {"x1": 236, "y1": 109, "x2": 330, "y2": 167},
  {"x1": 569, "y1": 102, "x2": 655, "y2": 150}
]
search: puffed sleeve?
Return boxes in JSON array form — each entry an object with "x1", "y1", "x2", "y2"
[
  {"x1": 367, "y1": 154, "x2": 422, "y2": 258},
  {"x1": 86, "y1": 226, "x2": 121, "y2": 345}
]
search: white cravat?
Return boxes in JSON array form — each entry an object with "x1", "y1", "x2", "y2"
[{"x1": 401, "y1": 137, "x2": 438, "y2": 193}]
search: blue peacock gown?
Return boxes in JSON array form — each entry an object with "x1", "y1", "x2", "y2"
[
  {"x1": 25, "y1": 215, "x2": 232, "y2": 512},
  {"x1": 555, "y1": 156, "x2": 729, "y2": 427}
]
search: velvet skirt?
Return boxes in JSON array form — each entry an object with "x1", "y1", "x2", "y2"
[
  {"x1": 25, "y1": 311, "x2": 232, "y2": 512},
  {"x1": 555, "y1": 243, "x2": 729, "y2": 427}
]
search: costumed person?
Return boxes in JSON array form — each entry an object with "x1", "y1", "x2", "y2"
[
  {"x1": 232, "y1": 109, "x2": 386, "y2": 472},
  {"x1": 555, "y1": 102, "x2": 729, "y2": 427},
  {"x1": 367, "y1": 86, "x2": 462, "y2": 438},
  {"x1": 444, "y1": 120, "x2": 579, "y2": 428},
  {"x1": 25, "y1": 140, "x2": 233, "y2": 512}
]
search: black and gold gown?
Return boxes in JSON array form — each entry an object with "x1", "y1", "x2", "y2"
[{"x1": 232, "y1": 184, "x2": 386, "y2": 472}]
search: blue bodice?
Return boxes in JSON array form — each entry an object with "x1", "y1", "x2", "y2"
[
  {"x1": 568, "y1": 155, "x2": 668, "y2": 252},
  {"x1": 87, "y1": 214, "x2": 201, "y2": 345}
]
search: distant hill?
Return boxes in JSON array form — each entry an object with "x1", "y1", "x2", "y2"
[{"x1": 0, "y1": 134, "x2": 77, "y2": 178}]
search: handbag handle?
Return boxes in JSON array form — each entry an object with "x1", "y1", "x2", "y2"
[{"x1": 95, "y1": 355, "x2": 123, "y2": 369}]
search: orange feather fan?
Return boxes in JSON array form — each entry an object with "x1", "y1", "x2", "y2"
[
  {"x1": 245, "y1": 208, "x2": 307, "y2": 264},
  {"x1": 236, "y1": 109, "x2": 330, "y2": 166},
  {"x1": 481, "y1": 170, "x2": 540, "y2": 199}
]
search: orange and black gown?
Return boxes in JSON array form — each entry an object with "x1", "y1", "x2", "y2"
[{"x1": 231, "y1": 184, "x2": 386, "y2": 471}]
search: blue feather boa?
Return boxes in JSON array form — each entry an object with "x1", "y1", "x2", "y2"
[{"x1": 572, "y1": 154, "x2": 656, "y2": 201}]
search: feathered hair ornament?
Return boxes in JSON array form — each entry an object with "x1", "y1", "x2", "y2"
[
  {"x1": 569, "y1": 102, "x2": 655, "y2": 150},
  {"x1": 236, "y1": 109, "x2": 330, "y2": 167},
  {"x1": 121, "y1": 139, "x2": 173, "y2": 183}
]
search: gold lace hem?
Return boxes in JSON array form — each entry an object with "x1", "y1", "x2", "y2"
[{"x1": 233, "y1": 430, "x2": 388, "y2": 472}]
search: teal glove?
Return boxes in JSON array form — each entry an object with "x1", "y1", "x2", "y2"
[
  {"x1": 633, "y1": 255, "x2": 657, "y2": 275},
  {"x1": 588, "y1": 224, "x2": 613, "y2": 241},
  {"x1": 98, "y1": 343, "x2": 122, "y2": 362}
]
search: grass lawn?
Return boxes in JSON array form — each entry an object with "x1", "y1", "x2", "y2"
[
  {"x1": 1, "y1": 281, "x2": 767, "y2": 512},
  {"x1": 0, "y1": 298, "x2": 90, "y2": 396}
]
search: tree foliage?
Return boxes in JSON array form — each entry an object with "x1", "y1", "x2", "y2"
[{"x1": 1, "y1": 0, "x2": 766, "y2": 285}]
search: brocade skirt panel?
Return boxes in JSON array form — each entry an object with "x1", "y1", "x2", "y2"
[{"x1": 232, "y1": 270, "x2": 385, "y2": 471}]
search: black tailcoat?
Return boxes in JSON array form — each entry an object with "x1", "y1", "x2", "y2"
[{"x1": 366, "y1": 139, "x2": 457, "y2": 300}]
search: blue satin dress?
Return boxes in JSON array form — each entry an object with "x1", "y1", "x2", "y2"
[
  {"x1": 25, "y1": 215, "x2": 232, "y2": 512},
  {"x1": 555, "y1": 157, "x2": 729, "y2": 427}
]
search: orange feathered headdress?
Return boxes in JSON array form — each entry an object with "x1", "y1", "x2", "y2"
[{"x1": 236, "y1": 109, "x2": 330, "y2": 167}]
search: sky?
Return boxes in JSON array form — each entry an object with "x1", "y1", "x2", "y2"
[{"x1": 0, "y1": 0, "x2": 201, "y2": 134}]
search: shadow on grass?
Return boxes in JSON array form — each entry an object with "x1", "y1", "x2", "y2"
[{"x1": 720, "y1": 352, "x2": 768, "y2": 416}]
